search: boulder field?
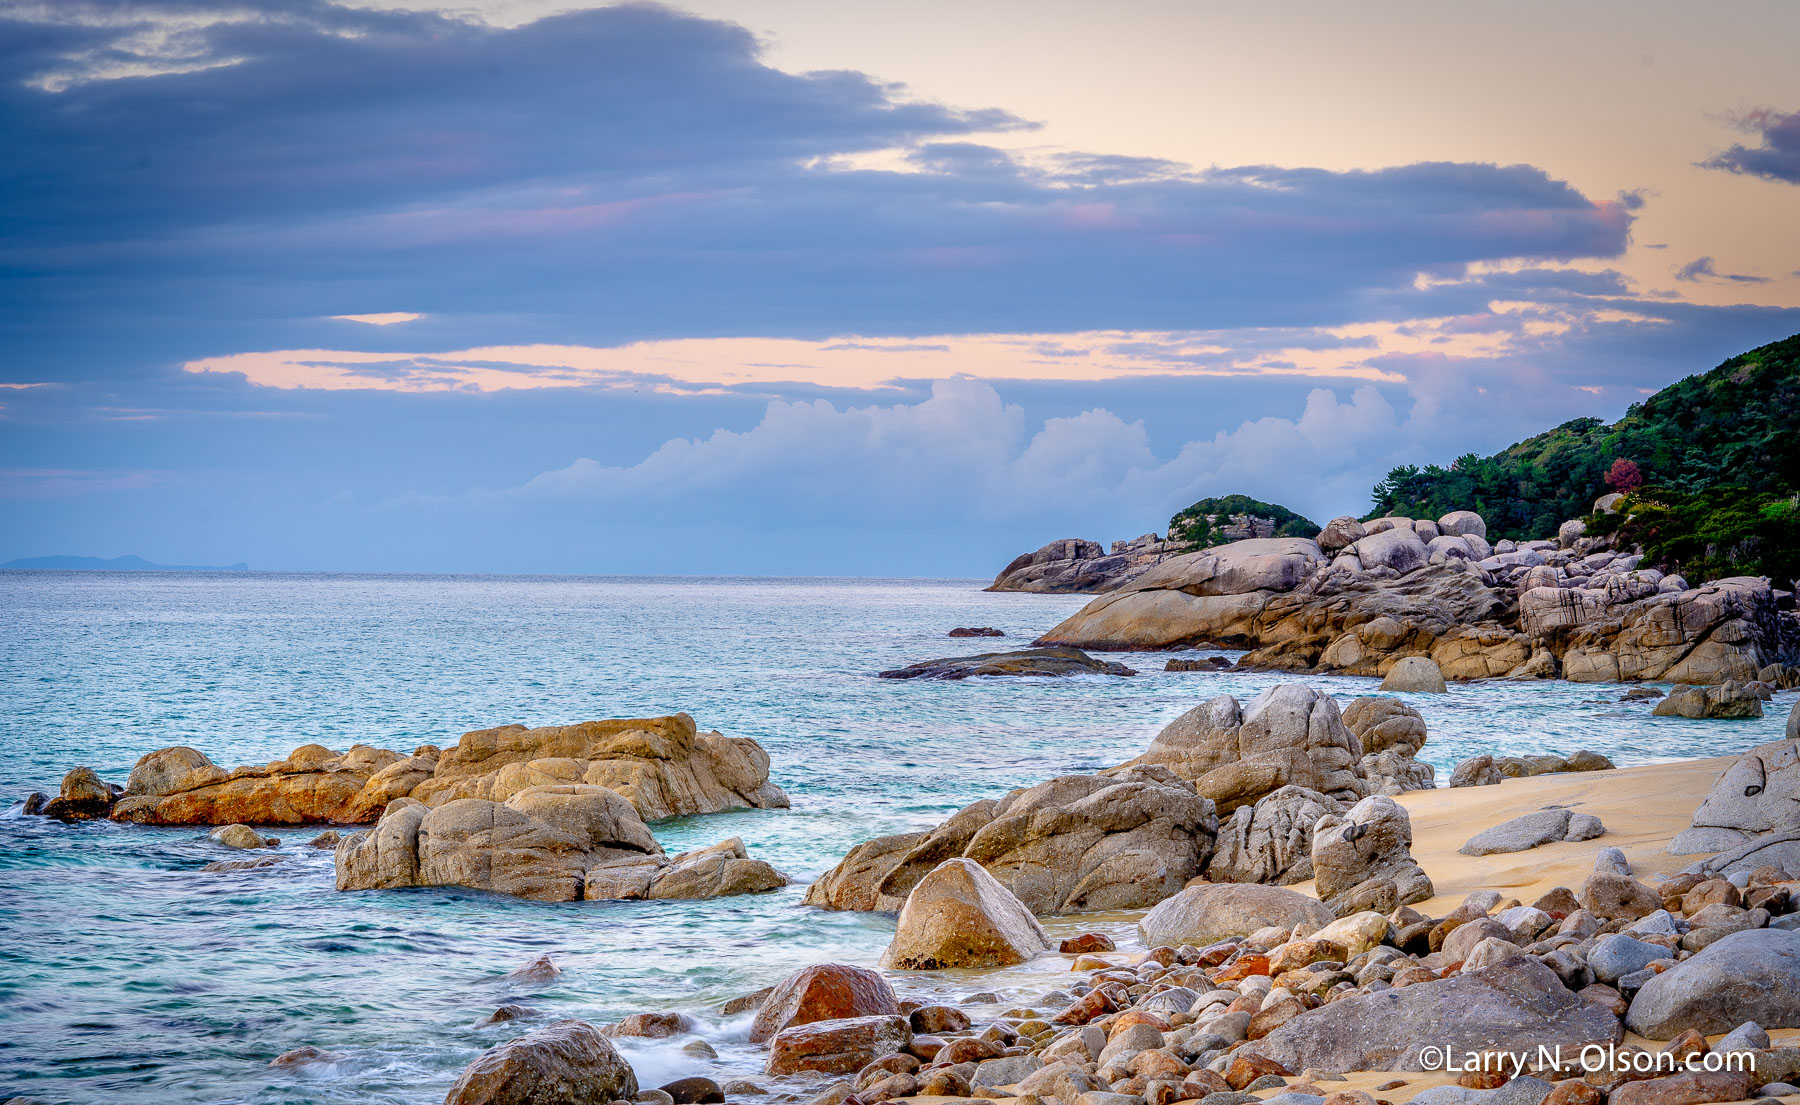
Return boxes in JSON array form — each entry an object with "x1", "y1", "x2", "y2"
[
  {"x1": 1026, "y1": 507, "x2": 1798, "y2": 686},
  {"x1": 38, "y1": 712, "x2": 787, "y2": 827},
  {"x1": 446, "y1": 847, "x2": 1800, "y2": 1105}
]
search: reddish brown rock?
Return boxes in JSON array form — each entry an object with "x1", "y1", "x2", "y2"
[
  {"x1": 1051, "y1": 988, "x2": 1118, "y2": 1025},
  {"x1": 1249, "y1": 998, "x2": 1306, "y2": 1040},
  {"x1": 749, "y1": 964, "x2": 899, "y2": 1044},
  {"x1": 937, "y1": 1037, "x2": 1002, "y2": 1065},
  {"x1": 1608, "y1": 1070, "x2": 1752, "y2": 1105},
  {"x1": 1061, "y1": 933, "x2": 1117, "y2": 954},
  {"x1": 1542, "y1": 1081, "x2": 1604, "y2": 1105},
  {"x1": 41, "y1": 767, "x2": 117, "y2": 820},
  {"x1": 765, "y1": 1015, "x2": 911, "y2": 1076},
  {"x1": 907, "y1": 1005, "x2": 969, "y2": 1034},
  {"x1": 1225, "y1": 1054, "x2": 1292, "y2": 1091},
  {"x1": 443, "y1": 1019, "x2": 637, "y2": 1105}
]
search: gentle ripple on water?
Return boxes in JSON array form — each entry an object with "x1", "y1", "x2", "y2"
[{"x1": 0, "y1": 572, "x2": 1794, "y2": 1104}]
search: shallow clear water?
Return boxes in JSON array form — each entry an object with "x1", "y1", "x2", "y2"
[{"x1": 1, "y1": 572, "x2": 1793, "y2": 1104}]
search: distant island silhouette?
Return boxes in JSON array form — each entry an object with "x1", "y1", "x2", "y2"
[{"x1": 2, "y1": 554, "x2": 248, "y2": 572}]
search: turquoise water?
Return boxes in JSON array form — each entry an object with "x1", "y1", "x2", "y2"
[{"x1": 1, "y1": 572, "x2": 1793, "y2": 1104}]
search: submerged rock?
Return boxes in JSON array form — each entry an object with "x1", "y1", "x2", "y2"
[
  {"x1": 881, "y1": 858, "x2": 1050, "y2": 970},
  {"x1": 877, "y1": 646, "x2": 1136, "y2": 680},
  {"x1": 947, "y1": 627, "x2": 1005, "y2": 637},
  {"x1": 209, "y1": 823, "x2": 276, "y2": 849},
  {"x1": 443, "y1": 1019, "x2": 637, "y2": 1105}
]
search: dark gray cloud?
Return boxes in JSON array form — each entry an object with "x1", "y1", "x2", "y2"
[
  {"x1": 1700, "y1": 107, "x2": 1800, "y2": 185},
  {"x1": 1674, "y1": 256, "x2": 1771, "y2": 284},
  {"x1": 1, "y1": 0, "x2": 1637, "y2": 382}
]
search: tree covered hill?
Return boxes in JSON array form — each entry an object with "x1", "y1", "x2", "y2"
[
  {"x1": 1369, "y1": 333, "x2": 1800, "y2": 541},
  {"x1": 1170, "y1": 494, "x2": 1318, "y2": 548},
  {"x1": 1367, "y1": 332, "x2": 1800, "y2": 586}
]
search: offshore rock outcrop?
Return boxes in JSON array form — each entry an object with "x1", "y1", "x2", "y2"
[
  {"x1": 333, "y1": 786, "x2": 785, "y2": 902},
  {"x1": 878, "y1": 647, "x2": 1136, "y2": 680},
  {"x1": 92, "y1": 713, "x2": 787, "y2": 827},
  {"x1": 1035, "y1": 508, "x2": 1798, "y2": 685},
  {"x1": 985, "y1": 534, "x2": 1191, "y2": 594}
]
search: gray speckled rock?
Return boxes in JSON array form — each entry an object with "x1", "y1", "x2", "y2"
[
  {"x1": 1626, "y1": 928, "x2": 1800, "y2": 1038},
  {"x1": 1410, "y1": 1077, "x2": 1553, "y2": 1105},
  {"x1": 1460, "y1": 810, "x2": 1571, "y2": 856},
  {"x1": 1459, "y1": 809, "x2": 1607, "y2": 855},
  {"x1": 1243, "y1": 955, "x2": 1619, "y2": 1072},
  {"x1": 1589, "y1": 934, "x2": 1669, "y2": 985},
  {"x1": 1205, "y1": 785, "x2": 1343, "y2": 885}
]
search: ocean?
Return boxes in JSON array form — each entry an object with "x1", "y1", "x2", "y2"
[{"x1": 0, "y1": 572, "x2": 1789, "y2": 1104}]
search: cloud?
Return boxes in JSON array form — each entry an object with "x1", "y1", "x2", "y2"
[
  {"x1": 1673, "y1": 256, "x2": 1771, "y2": 284},
  {"x1": 1700, "y1": 107, "x2": 1800, "y2": 185},
  {"x1": 492, "y1": 376, "x2": 1479, "y2": 537},
  {"x1": 332, "y1": 313, "x2": 422, "y2": 326},
  {"x1": 2, "y1": 0, "x2": 1638, "y2": 374},
  {"x1": 183, "y1": 288, "x2": 1665, "y2": 395}
]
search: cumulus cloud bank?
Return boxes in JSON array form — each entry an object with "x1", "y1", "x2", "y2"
[{"x1": 500, "y1": 378, "x2": 1420, "y2": 535}]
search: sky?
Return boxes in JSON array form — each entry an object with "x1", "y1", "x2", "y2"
[{"x1": 2, "y1": 0, "x2": 1798, "y2": 575}]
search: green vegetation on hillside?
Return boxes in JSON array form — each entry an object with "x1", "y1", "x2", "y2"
[
  {"x1": 1366, "y1": 333, "x2": 1800, "y2": 583},
  {"x1": 1590, "y1": 486, "x2": 1800, "y2": 588},
  {"x1": 1170, "y1": 495, "x2": 1319, "y2": 549}
]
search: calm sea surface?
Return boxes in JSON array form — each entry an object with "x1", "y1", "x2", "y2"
[{"x1": 1, "y1": 572, "x2": 1793, "y2": 1104}]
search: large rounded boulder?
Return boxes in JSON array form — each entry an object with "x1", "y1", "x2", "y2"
[
  {"x1": 881, "y1": 858, "x2": 1049, "y2": 970},
  {"x1": 1138, "y1": 882, "x2": 1333, "y2": 947},
  {"x1": 1626, "y1": 928, "x2": 1800, "y2": 1038},
  {"x1": 749, "y1": 963, "x2": 899, "y2": 1044}
]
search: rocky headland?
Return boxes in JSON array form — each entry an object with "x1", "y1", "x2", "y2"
[{"x1": 1027, "y1": 505, "x2": 1799, "y2": 687}]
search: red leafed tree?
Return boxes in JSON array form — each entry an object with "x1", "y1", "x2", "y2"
[{"x1": 1605, "y1": 457, "x2": 1644, "y2": 493}]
